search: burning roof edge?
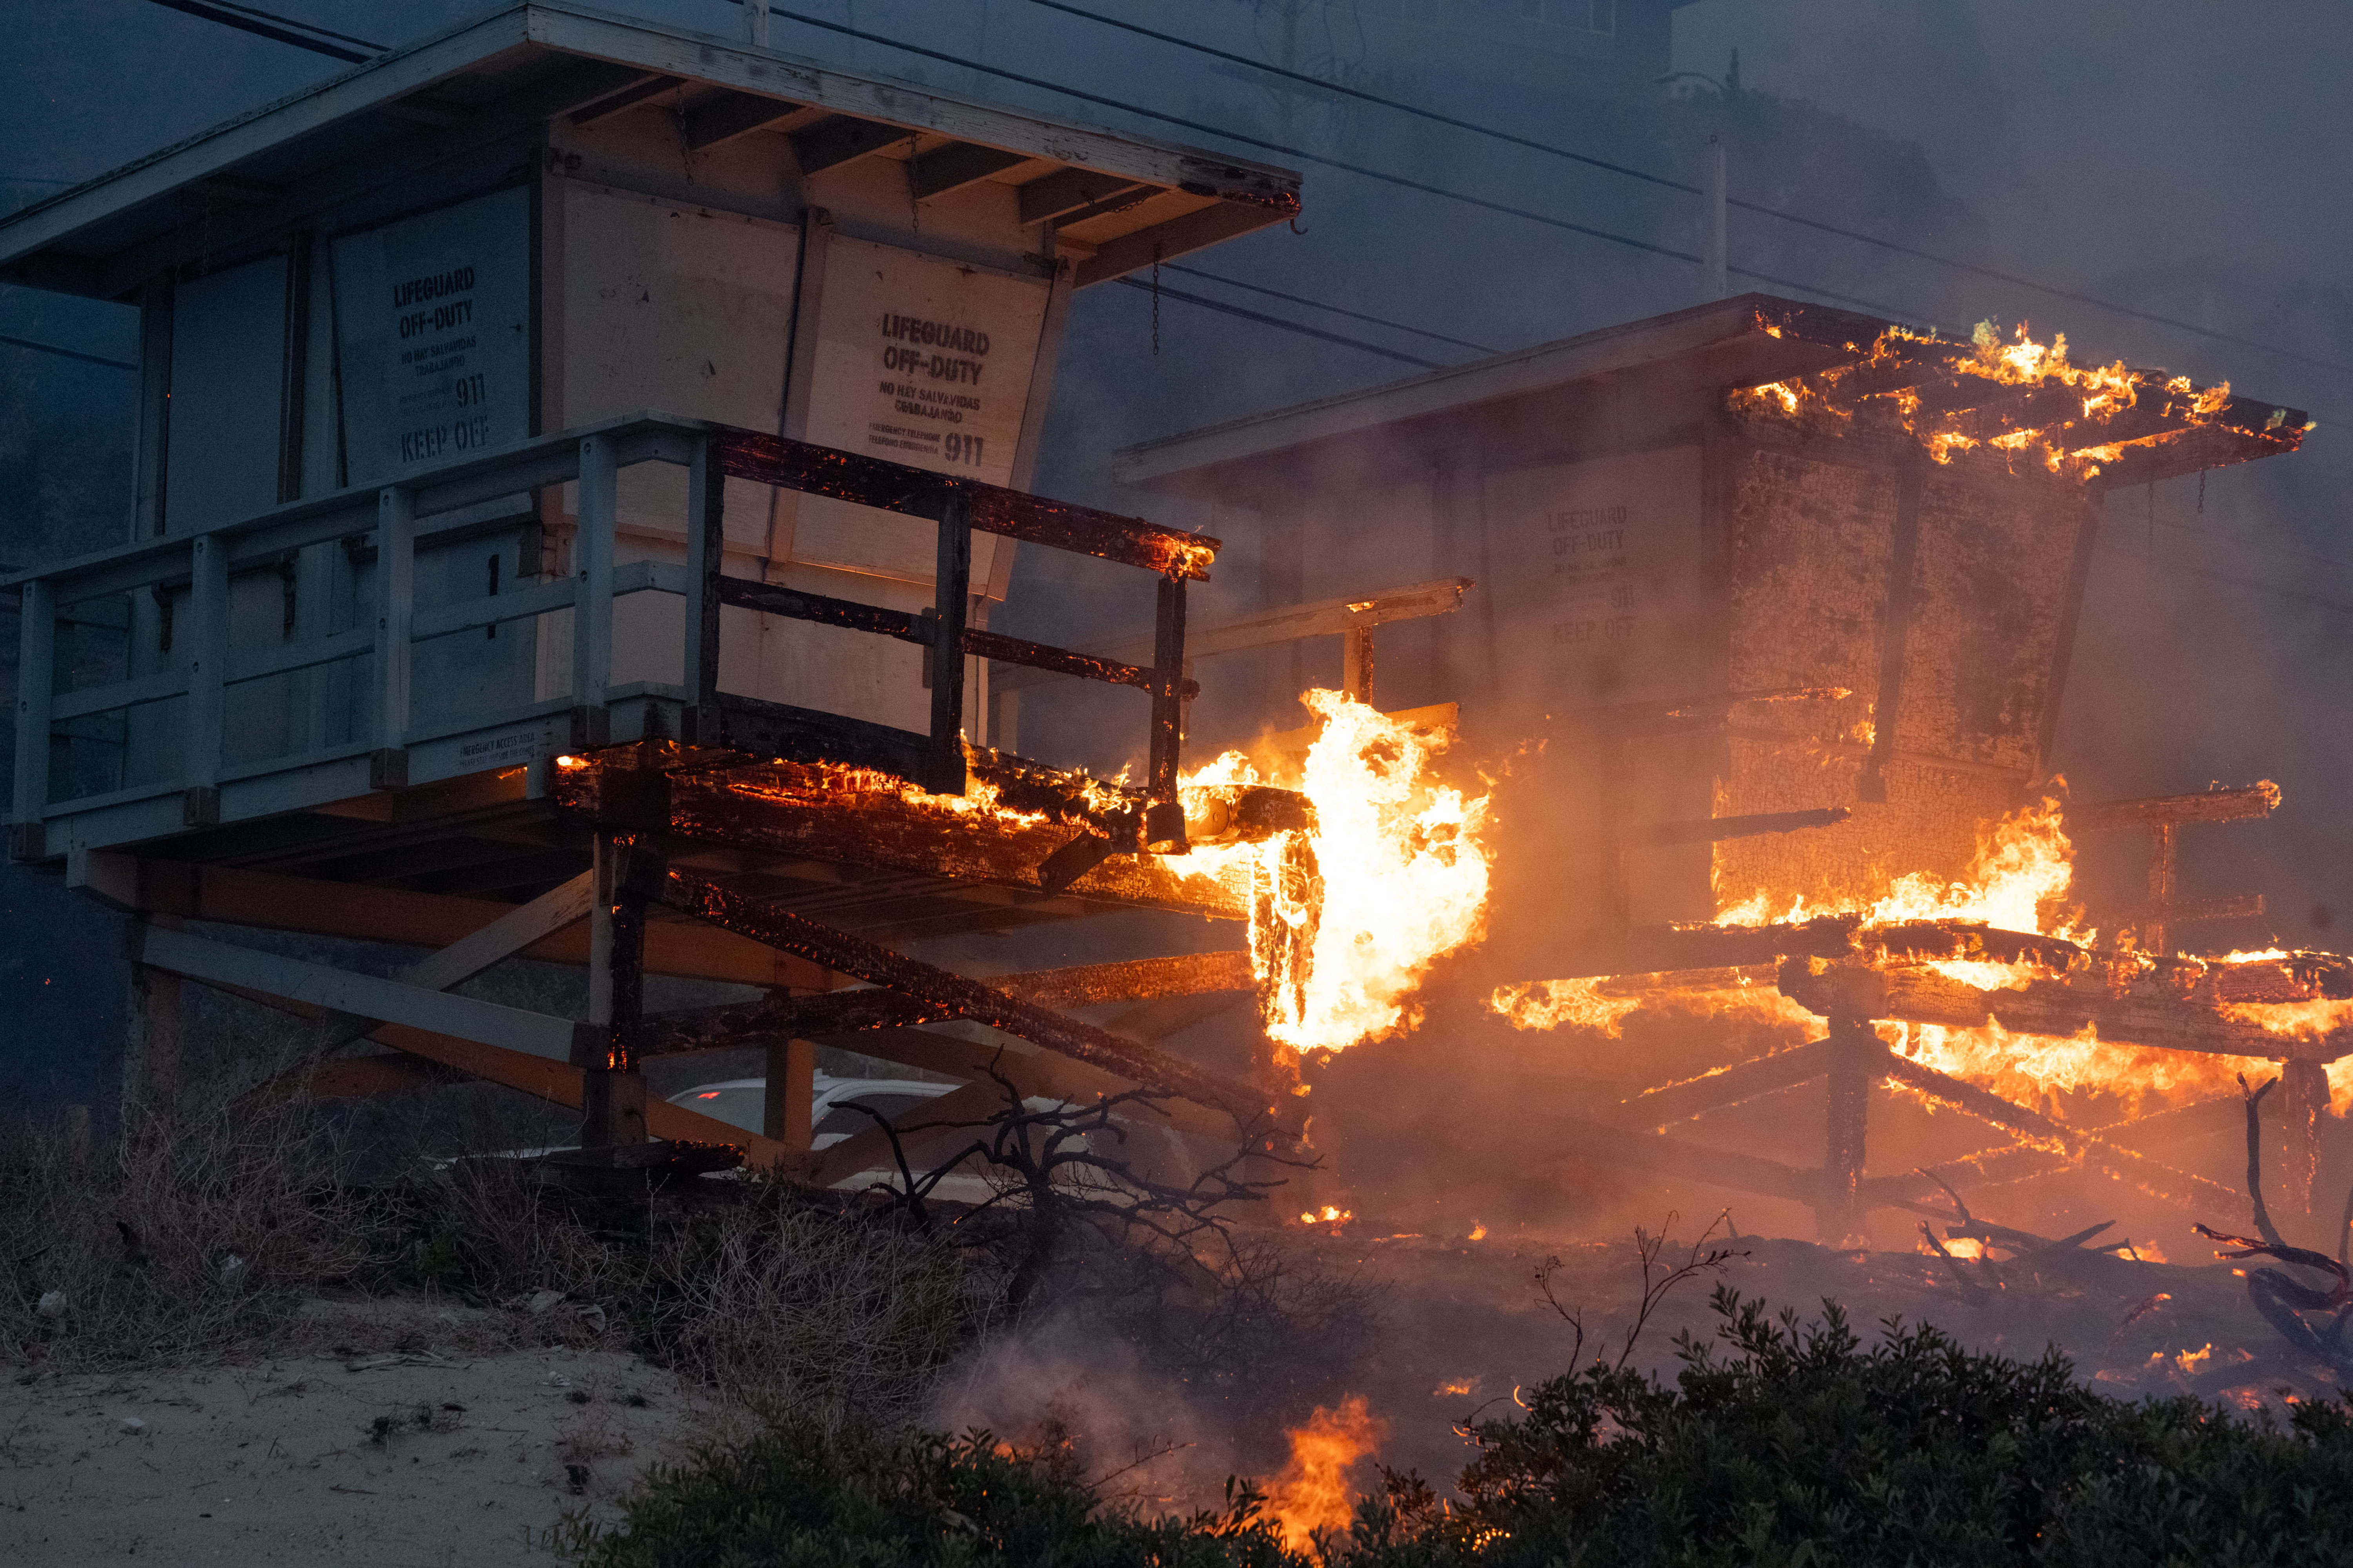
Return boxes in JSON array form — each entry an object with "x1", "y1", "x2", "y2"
[
  {"x1": 1115, "y1": 293, "x2": 2308, "y2": 495},
  {"x1": 0, "y1": 0, "x2": 1300, "y2": 301}
]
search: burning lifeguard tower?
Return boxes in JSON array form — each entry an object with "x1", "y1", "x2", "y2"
[
  {"x1": 2, "y1": 3, "x2": 1310, "y2": 1168},
  {"x1": 1120, "y1": 296, "x2": 2348, "y2": 1243}
]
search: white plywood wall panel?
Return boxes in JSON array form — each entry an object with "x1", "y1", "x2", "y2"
[
  {"x1": 561, "y1": 184, "x2": 799, "y2": 553},
  {"x1": 163, "y1": 255, "x2": 287, "y2": 535}
]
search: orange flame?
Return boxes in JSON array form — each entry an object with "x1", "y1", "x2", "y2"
[
  {"x1": 1728, "y1": 319, "x2": 2251, "y2": 482},
  {"x1": 1265, "y1": 1395, "x2": 1384, "y2": 1552},
  {"x1": 1187, "y1": 691, "x2": 1493, "y2": 1055}
]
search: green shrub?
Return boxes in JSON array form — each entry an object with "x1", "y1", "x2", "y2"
[
  {"x1": 560, "y1": 1421, "x2": 1302, "y2": 1567},
  {"x1": 569, "y1": 1287, "x2": 2353, "y2": 1568}
]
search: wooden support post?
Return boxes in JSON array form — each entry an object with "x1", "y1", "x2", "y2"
[
  {"x1": 2145, "y1": 821, "x2": 2177, "y2": 957},
  {"x1": 1146, "y1": 573, "x2": 1188, "y2": 850},
  {"x1": 571, "y1": 435, "x2": 616, "y2": 746},
  {"x1": 683, "y1": 433, "x2": 724, "y2": 740},
  {"x1": 763, "y1": 1036, "x2": 816, "y2": 1159},
  {"x1": 183, "y1": 533, "x2": 227, "y2": 825},
  {"x1": 581, "y1": 830, "x2": 648, "y2": 1149},
  {"x1": 1819, "y1": 1013, "x2": 1880, "y2": 1244},
  {"x1": 927, "y1": 491, "x2": 972, "y2": 796},
  {"x1": 1857, "y1": 457, "x2": 1923, "y2": 804},
  {"x1": 2281, "y1": 1057, "x2": 2329, "y2": 1214},
  {"x1": 121, "y1": 950, "x2": 183, "y2": 1119},
  {"x1": 11, "y1": 576, "x2": 54, "y2": 861},
  {"x1": 1340, "y1": 624, "x2": 1373, "y2": 706},
  {"x1": 372, "y1": 486, "x2": 413, "y2": 788}
]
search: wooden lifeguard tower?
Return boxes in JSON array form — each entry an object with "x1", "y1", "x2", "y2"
[{"x1": 2, "y1": 2, "x2": 1309, "y2": 1171}]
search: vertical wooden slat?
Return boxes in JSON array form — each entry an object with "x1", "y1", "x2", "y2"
[
  {"x1": 927, "y1": 490, "x2": 971, "y2": 795},
  {"x1": 373, "y1": 486, "x2": 414, "y2": 787},
  {"x1": 763, "y1": 1035, "x2": 816, "y2": 1162},
  {"x1": 1146, "y1": 573, "x2": 1188, "y2": 847},
  {"x1": 11, "y1": 577, "x2": 55, "y2": 860},
  {"x1": 573, "y1": 434, "x2": 616, "y2": 728},
  {"x1": 1857, "y1": 457, "x2": 1924, "y2": 804},
  {"x1": 582, "y1": 828, "x2": 648, "y2": 1148},
  {"x1": 2144, "y1": 821, "x2": 2177, "y2": 957},
  {"x1": 183, "y1": 534, "x2": 227, "y2": 824},
  {"x1": 121, "y1": 954, "x2": 183, "y2": 1120},
  {"x1": 2281, "y1": 1057, "x2": 2329, "y2": 1214},
  {"x1": 1819, "y1": 1013, "x2": 1879, "y2": 1245},
  {"x1": 684, "y1": 434, "x2": 724, "y2": 734},
  {"x1": 133, "y1": 276, "x2": 173, "y2": 542}
]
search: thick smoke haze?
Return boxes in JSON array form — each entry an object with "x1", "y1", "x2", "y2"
[{"x1": 4, "y1": 1, "x2": 2349, "y2": 1124}]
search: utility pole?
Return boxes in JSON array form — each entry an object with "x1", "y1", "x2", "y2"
[{"x1": 1703, "y1": 135, "x2": 1728, "y2": 302}]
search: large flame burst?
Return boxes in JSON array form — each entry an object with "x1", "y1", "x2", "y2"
[{"x1": 1185, "y1": 691, "x2": 1494, "y2": 1056}]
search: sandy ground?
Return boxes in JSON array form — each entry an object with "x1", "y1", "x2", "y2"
[{"x1": 0, "y1": 1301, "x2": 713, "y2": 1568}]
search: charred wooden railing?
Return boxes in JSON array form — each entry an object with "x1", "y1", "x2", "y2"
[{"x1": 686, "y1": 427, "x2": 1212, "y2": 840}]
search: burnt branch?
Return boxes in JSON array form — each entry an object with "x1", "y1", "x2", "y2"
[
  {"x1": 2194, "y1": 1071, "x2": 2353, "y2": 1382},
  {"x1": 1537, "y1": 1211, "x2": 1744, "y2": 1372},
  {"x1": 856, "y1": 1051, "x2": 1316, "y2": 1314}
]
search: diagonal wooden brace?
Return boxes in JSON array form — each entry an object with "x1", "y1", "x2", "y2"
[{"x1": 618, "y1": 846, "x2": 1287, "y2": 1133}]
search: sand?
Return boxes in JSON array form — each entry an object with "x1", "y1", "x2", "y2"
[{"x1": 0, "y1": 1300, "x2": 713, "y2": 1567}]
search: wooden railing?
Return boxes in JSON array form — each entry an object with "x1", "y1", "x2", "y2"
[{"x1": 7, "y1": 413, "x2": 1217, "y2": 860}]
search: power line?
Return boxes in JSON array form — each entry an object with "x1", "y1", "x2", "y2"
[
  {"x1": 139, "y1": 0, "x2": 381, "y2": 63},
  {"x1": 1112, "y1": 277, "x2": 1444, "y2": 367},
  {"x1": 761, "y1": 6, "x2": 1922, "y2": 326},
  {"x1": 0, "y1": 333, "x2": 136, "y2": 371},
  {"x1": 1014, "y1": 0, "x2": 2353, "y2": 382},
  {"x1": 1161, "y1": 264, "x2": 1499, "y2": 353}
]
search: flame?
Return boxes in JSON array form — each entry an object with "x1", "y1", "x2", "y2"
[
  {"x1": 1298, "y1": 1204, "x2": 1353, "y2": 1226},
  {"x1": 1489, "y1": 977, "x2": 1641, "y2": 1036},
  {"x1": 1467, "y1": 1222, "x2": 1487, "y2": 1241},
  {"x1": 1265, "y1": 1396, "x2": 1384, "y2": 1552},
  {"x1": 1187, "y1": 691, "x2": 1493, "y2": 1055},
  {"x1": 1717, "y1": 795, "x2": 2077, "y2": 946},
  {"x1": 1729, "y1": 318, "x2": 2257, "y2": 481}
]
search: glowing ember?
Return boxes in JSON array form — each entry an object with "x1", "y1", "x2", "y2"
[
  {"x1": 1727, "y1": 318, "x2": 2277, "y2": 482},
  {"x1": 1715, "y1": 793, "x2": 2080, "y2": 958},
  {"x1": 1186, "y1": 690, "x2": 1494, "y2": 1055},
  {"x1": 1265, "y1": 1395, "x2": 1384, "y2": 1552},
  {"x1": 1489, "y1": 977, "x2": 1640, "y2": 1036}
]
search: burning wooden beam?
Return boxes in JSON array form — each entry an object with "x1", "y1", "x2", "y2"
[
  {"x1": 1881, "y1": 1053, "x2": 2241, "y2": 1213},
  {"x1": 1778, "y1": 957, "x2": 2353, "y2": 1063},
  {"x1": 554, "y1": 759, "x2": 1261, "y2": 920},
  {"x1": 621, "y1": 847, "x2": 1287, "y2": 1131}
]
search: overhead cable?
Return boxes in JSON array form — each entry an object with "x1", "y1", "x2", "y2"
[
  {"x1": 1161, "y1": 264, "x2": 1499, "y2": 353},
  {"x1": 139, "y1": 0, "x2": 381, "y2": 62},
  {"x1": 1013, "y1": 0, "x2": 2352, "y2": 380},
  {"x1": 760, "y1": 6, "x2": 1918, "y2": 325},
  {"x1": 1111, "y1": 278, "x2": 1444, "y2": 367}
]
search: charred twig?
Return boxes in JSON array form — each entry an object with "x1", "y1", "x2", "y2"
[
  {"x1": 2192, "y1": 1071, "x2": 2353, "y2": 1380},
  {"x1": 1536, "y1": 1211, "x2": 1744, "y2": 1371},
  {"x1": 1917, "y1": 1222, "x2": 1993, "y2": 1305},
  {"x1": 2240, "y1": 1073, "x2": 2286, "y2": 1248},
  {"x1": 875, "y1": 1053, "x2": 1315, "y2": 1312}
]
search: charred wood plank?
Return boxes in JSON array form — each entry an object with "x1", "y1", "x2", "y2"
[
  {"x1": 1641, "y1": 806, "x2": 1851, "y2": 845},
  {"x1": 557, "y1": 762, "x2": 1253, "y2": 921},
  {"x1": 1781, "y1": 959, "x2": 2353, "y2": 1063},
  {"x1": 1609, "y1": 1037, "x2": 1836, "y2": 1127},
  {"x1": 1880, "y1": 1052, "x2": 2240, "y2": 1212},
  {"x1": 622, "y1": 850, "x2": 1284, "y2": 1130},
  {"x1": 2069, "y1": 782, "x2": 2280, "y2": 831},
  {"x1": 713, "y1": 429, "x2": 1217, "y2": 579},
  {"x1": 1544, "y1": 917, "x2": 1864, "y2": 978},
  {"x1": 992, "y1": 951, "x2": 1256, "y2": 1008}
]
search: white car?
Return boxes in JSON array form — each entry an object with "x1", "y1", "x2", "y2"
[{"x1": 668, "y1": 1072, "x2": 1198, "y2": 1202}]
